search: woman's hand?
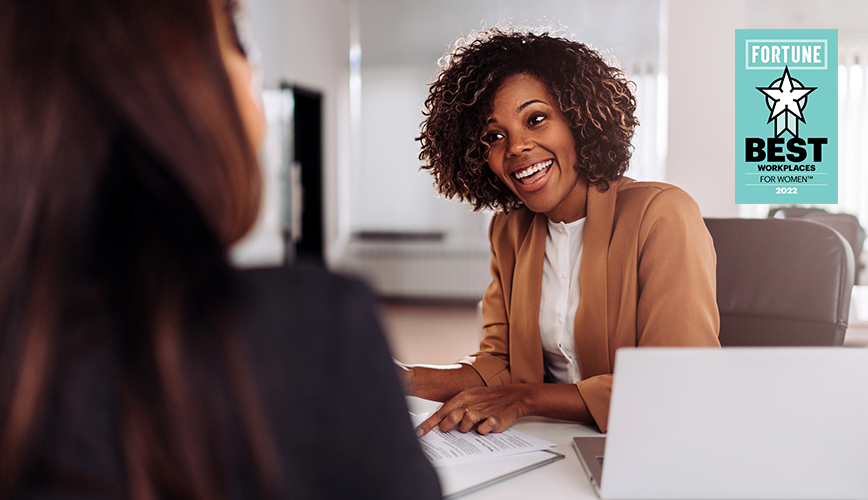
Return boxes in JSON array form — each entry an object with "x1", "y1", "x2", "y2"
[
  {"x1": 415, "y1": 385, "x2": 533, "y2": 437},
  {"x1": 415, "y1": 383, "x2": 593, "y2": 437}
]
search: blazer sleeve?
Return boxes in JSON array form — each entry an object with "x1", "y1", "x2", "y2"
[
  {"x1": 576, "y1": 187, "x2": 720, "y2": 433},
  {"x1": 457, "y1": 213, "x2": 512, "y2": 386},
  {"x1": 634, "y1": 187, "x2": 720, "y2": 348}
]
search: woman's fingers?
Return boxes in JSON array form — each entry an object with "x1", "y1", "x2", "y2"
[
  {"x1": 457, "y1": 407, "x2": 477, "y2": 433},
  {"x1": 430, "y1": 406, "x2": 464, "y2": 434},
  {"x1": 475, "y1": 415, "x2": 501, "y2": 435},
  {"x1": 414, "y1": 388, "x2": 523, "y2": 437},
  {"x1": 415, "y1": 401, "x2": 464, "y2": 437},
  {"x1": 414, "y1": 412, "x2": 439, "y2": 438}
]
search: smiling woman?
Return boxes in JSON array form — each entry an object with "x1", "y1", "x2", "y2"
[
  {"x1": 397, "y1": 26, "x2": 721, "y2": 438},
  {"x1": 482, "y1": 73, "x2": 584, "y2": 223}
]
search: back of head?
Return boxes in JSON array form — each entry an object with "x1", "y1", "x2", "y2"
[
  {"x1": 0, "y1": 0, "x2": 272, "y2": 497},
  {"x1": 0, "y1": 0, "x2": 260, "y2": 248}
]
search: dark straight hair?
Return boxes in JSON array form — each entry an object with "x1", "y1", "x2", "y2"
[{"x1": 0, "y1": 0, "x2": 278, "y2": 497}]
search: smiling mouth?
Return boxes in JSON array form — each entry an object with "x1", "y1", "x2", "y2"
[{"x1": 514, "y1": 159, "x2": 553, "y2": 184}]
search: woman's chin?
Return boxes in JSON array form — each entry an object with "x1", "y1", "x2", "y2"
[{"x1": 517, "y1": 196, "x2": 555, "y2": 215}]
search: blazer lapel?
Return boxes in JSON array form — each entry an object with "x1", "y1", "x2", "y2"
[
  {"x1": 574, "y1": 179, "x2": 624, "y2": 378},
  {"x1": 510, "y1": 212, "x2": 547, "y2": 383}
]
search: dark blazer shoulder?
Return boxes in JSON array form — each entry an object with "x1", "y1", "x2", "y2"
[
  {"x1": 239, "y1": 265, "x2": 366, "y2": 302},
  {"x1": 237, "y1": 265, "x2": 375, "y2": 326},
  {"x1": 234, "y1": 265, "x2": 442, "y2": 500},
  {"x1": 235, "y1": 265, "x2": 381, "y2": 370}
]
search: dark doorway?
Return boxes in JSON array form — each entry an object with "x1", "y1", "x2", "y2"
[{"x1": 286, "y1": 83, "x2": 324, "y2": 266}]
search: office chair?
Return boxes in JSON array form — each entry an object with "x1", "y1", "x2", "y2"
[
  {"x1": 769, "y1": 208, "x2": 866, "y2": 284},
  {"x1": 704, "y1": 218, "x2": 855, "y2": 346},
  {"x1": 767, "y1": 206, "x2": 826, "y2": 219},
  {"x1": 802, "y1": 211, "x2": 866, "y2": 282}
]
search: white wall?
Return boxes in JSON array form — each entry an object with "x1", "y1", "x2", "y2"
[
  {"x1": 356, "y1": 63, "x2": 437, "y2": 231},
  {"x1": 237, "y1": 0, "x2": 868, "y2": 272},
  {"x1": 665, "y1": 0, "x2": 745, "y2": 218},
  {"x1": 354, "y1": 63, "x2": 492, "y2": 241}
]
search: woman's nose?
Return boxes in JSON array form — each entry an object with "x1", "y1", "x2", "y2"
[{"x1": 507, "y1": 132, "x2": 533, "y2": 156}]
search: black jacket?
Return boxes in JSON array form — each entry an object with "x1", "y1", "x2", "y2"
[{"x1": 24, "y1": 265, "x2": 441, "y2": 499}]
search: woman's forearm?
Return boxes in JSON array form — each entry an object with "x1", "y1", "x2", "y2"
[
  {"x1": 525, "y1": 383, "x2": 593, "y2": 423},
  {"x1": 397, "y1": 362, "x2": 485, "y2": 402}
]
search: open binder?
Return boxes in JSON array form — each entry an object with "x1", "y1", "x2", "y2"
[
  {"x1": 436, "y1": 449, "x2": 564, "y2": 499},
  {"x1": 407, "y1": 396, "x2": 565, "y2": 498}
]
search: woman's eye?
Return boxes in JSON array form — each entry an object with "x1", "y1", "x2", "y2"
[
  {"x1": 482, "y1": 132, "x2": 504, "y2": 144},
  {"x1": 529, "y1": 114, "x2": 546, "y2": 126}
]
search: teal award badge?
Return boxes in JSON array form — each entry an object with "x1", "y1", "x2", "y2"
[{"x1": 735, "y1": 30, "x2": 838, "y2": 204}]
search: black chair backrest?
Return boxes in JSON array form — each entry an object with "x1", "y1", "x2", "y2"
[
  {"x1": 768, "y1": 207, "x2": 826, "y2": 219},
  {"x1": 704, "y1": 218, "x2": 854, "y2": 346},
  {"x1": 802, "y1": 211, "x2": 866, "y2": 265}
]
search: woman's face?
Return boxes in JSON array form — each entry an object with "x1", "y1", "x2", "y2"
[
  {"x1": 216, "y1": 11, "x2": 265, "y2": 151},
  {"x1": 483, "y1": 73, "x2": 587, "y2": 222}
]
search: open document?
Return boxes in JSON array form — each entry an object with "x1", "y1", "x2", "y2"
[
  {"x1": 410, "y1": 411, "x2": 564, "y2": 498},
  {"x1": 409, "y1": 412, "x2": 557, "y2": 467}
]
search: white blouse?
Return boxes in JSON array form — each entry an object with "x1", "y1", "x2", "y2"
[{"x1": 539, "y1": 217, "x2": 585, "y2": 384}]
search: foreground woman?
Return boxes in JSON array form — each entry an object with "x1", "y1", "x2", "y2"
[
  {"x1": 402, "y1": 27, "x2": 720, "y2": 436},
  {"x1": 0, "y1": 1, "x2": 440, "y2": 498}
]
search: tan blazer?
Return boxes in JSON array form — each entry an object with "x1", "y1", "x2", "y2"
[{"x1": 460, "y1": 178, "x2": 721, "y2": 432}]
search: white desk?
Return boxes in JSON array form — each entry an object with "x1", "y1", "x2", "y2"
[
  {"x1": 846, "y1": 285, "x2": 868, "y2": 347},
  {"x1": 407, "y1": 396, "x2": 600, "y2": 500}
]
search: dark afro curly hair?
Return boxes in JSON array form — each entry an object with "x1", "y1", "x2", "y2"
[{"x1": 417, "y1": 26, "x2": 639, "y2": 212}]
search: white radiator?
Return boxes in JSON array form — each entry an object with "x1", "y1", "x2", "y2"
[{"x1": 338, "y1": 242, "x2": 492, "y2": 300}]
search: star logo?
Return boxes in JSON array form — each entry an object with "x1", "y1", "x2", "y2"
[{"x1": 756, "y1": 66, "x2": 817, "y2": 138}]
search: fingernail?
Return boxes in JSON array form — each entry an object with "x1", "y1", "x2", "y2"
[{"x1": 415, "y1": 428, "x2": 424, "y2": 438}]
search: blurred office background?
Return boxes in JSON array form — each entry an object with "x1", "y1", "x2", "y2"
[{"x1": 230, "y1": 0, "x2": 868, "y2": 309}]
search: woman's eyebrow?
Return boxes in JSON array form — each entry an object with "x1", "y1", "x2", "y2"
[{"x1": 516, "y1": 99, "x2": 544, "y2": 113}]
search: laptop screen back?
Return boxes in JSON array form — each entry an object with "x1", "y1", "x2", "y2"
[{"x1": 600, "y1": 348, "x2": 868, "y2": 500}]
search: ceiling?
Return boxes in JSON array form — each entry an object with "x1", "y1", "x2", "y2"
[
  {"x1": 358, "y1": 0, "x2": 868, "y2": 68},
  {"x1": 359, "y1": 0, "x2": 662, "y2": 66}
]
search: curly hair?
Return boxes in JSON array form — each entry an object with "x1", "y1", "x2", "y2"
[{"x1": 418, "y1": 26, "x2": 639, "y2": 211}]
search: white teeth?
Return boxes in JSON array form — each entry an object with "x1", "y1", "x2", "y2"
[{"x1": 514, "y1": 160, "x2": 553, "y2": 180}]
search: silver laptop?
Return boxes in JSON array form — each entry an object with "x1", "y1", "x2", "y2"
[{"x1": 574, "y1": 347, "x2": 868, "y2": 499}]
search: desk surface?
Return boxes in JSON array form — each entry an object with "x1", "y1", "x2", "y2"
[{"x1": 407, "y1": 396, "x2": 600, "y2": 500}]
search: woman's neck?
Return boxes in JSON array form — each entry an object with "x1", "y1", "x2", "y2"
[{"x1": 545, "y1": 175, "x2": 589, "y2": 223}]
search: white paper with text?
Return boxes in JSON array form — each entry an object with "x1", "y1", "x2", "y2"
[{"x1": 410, "y1": 412, "x2": 556, "y2": 467}]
